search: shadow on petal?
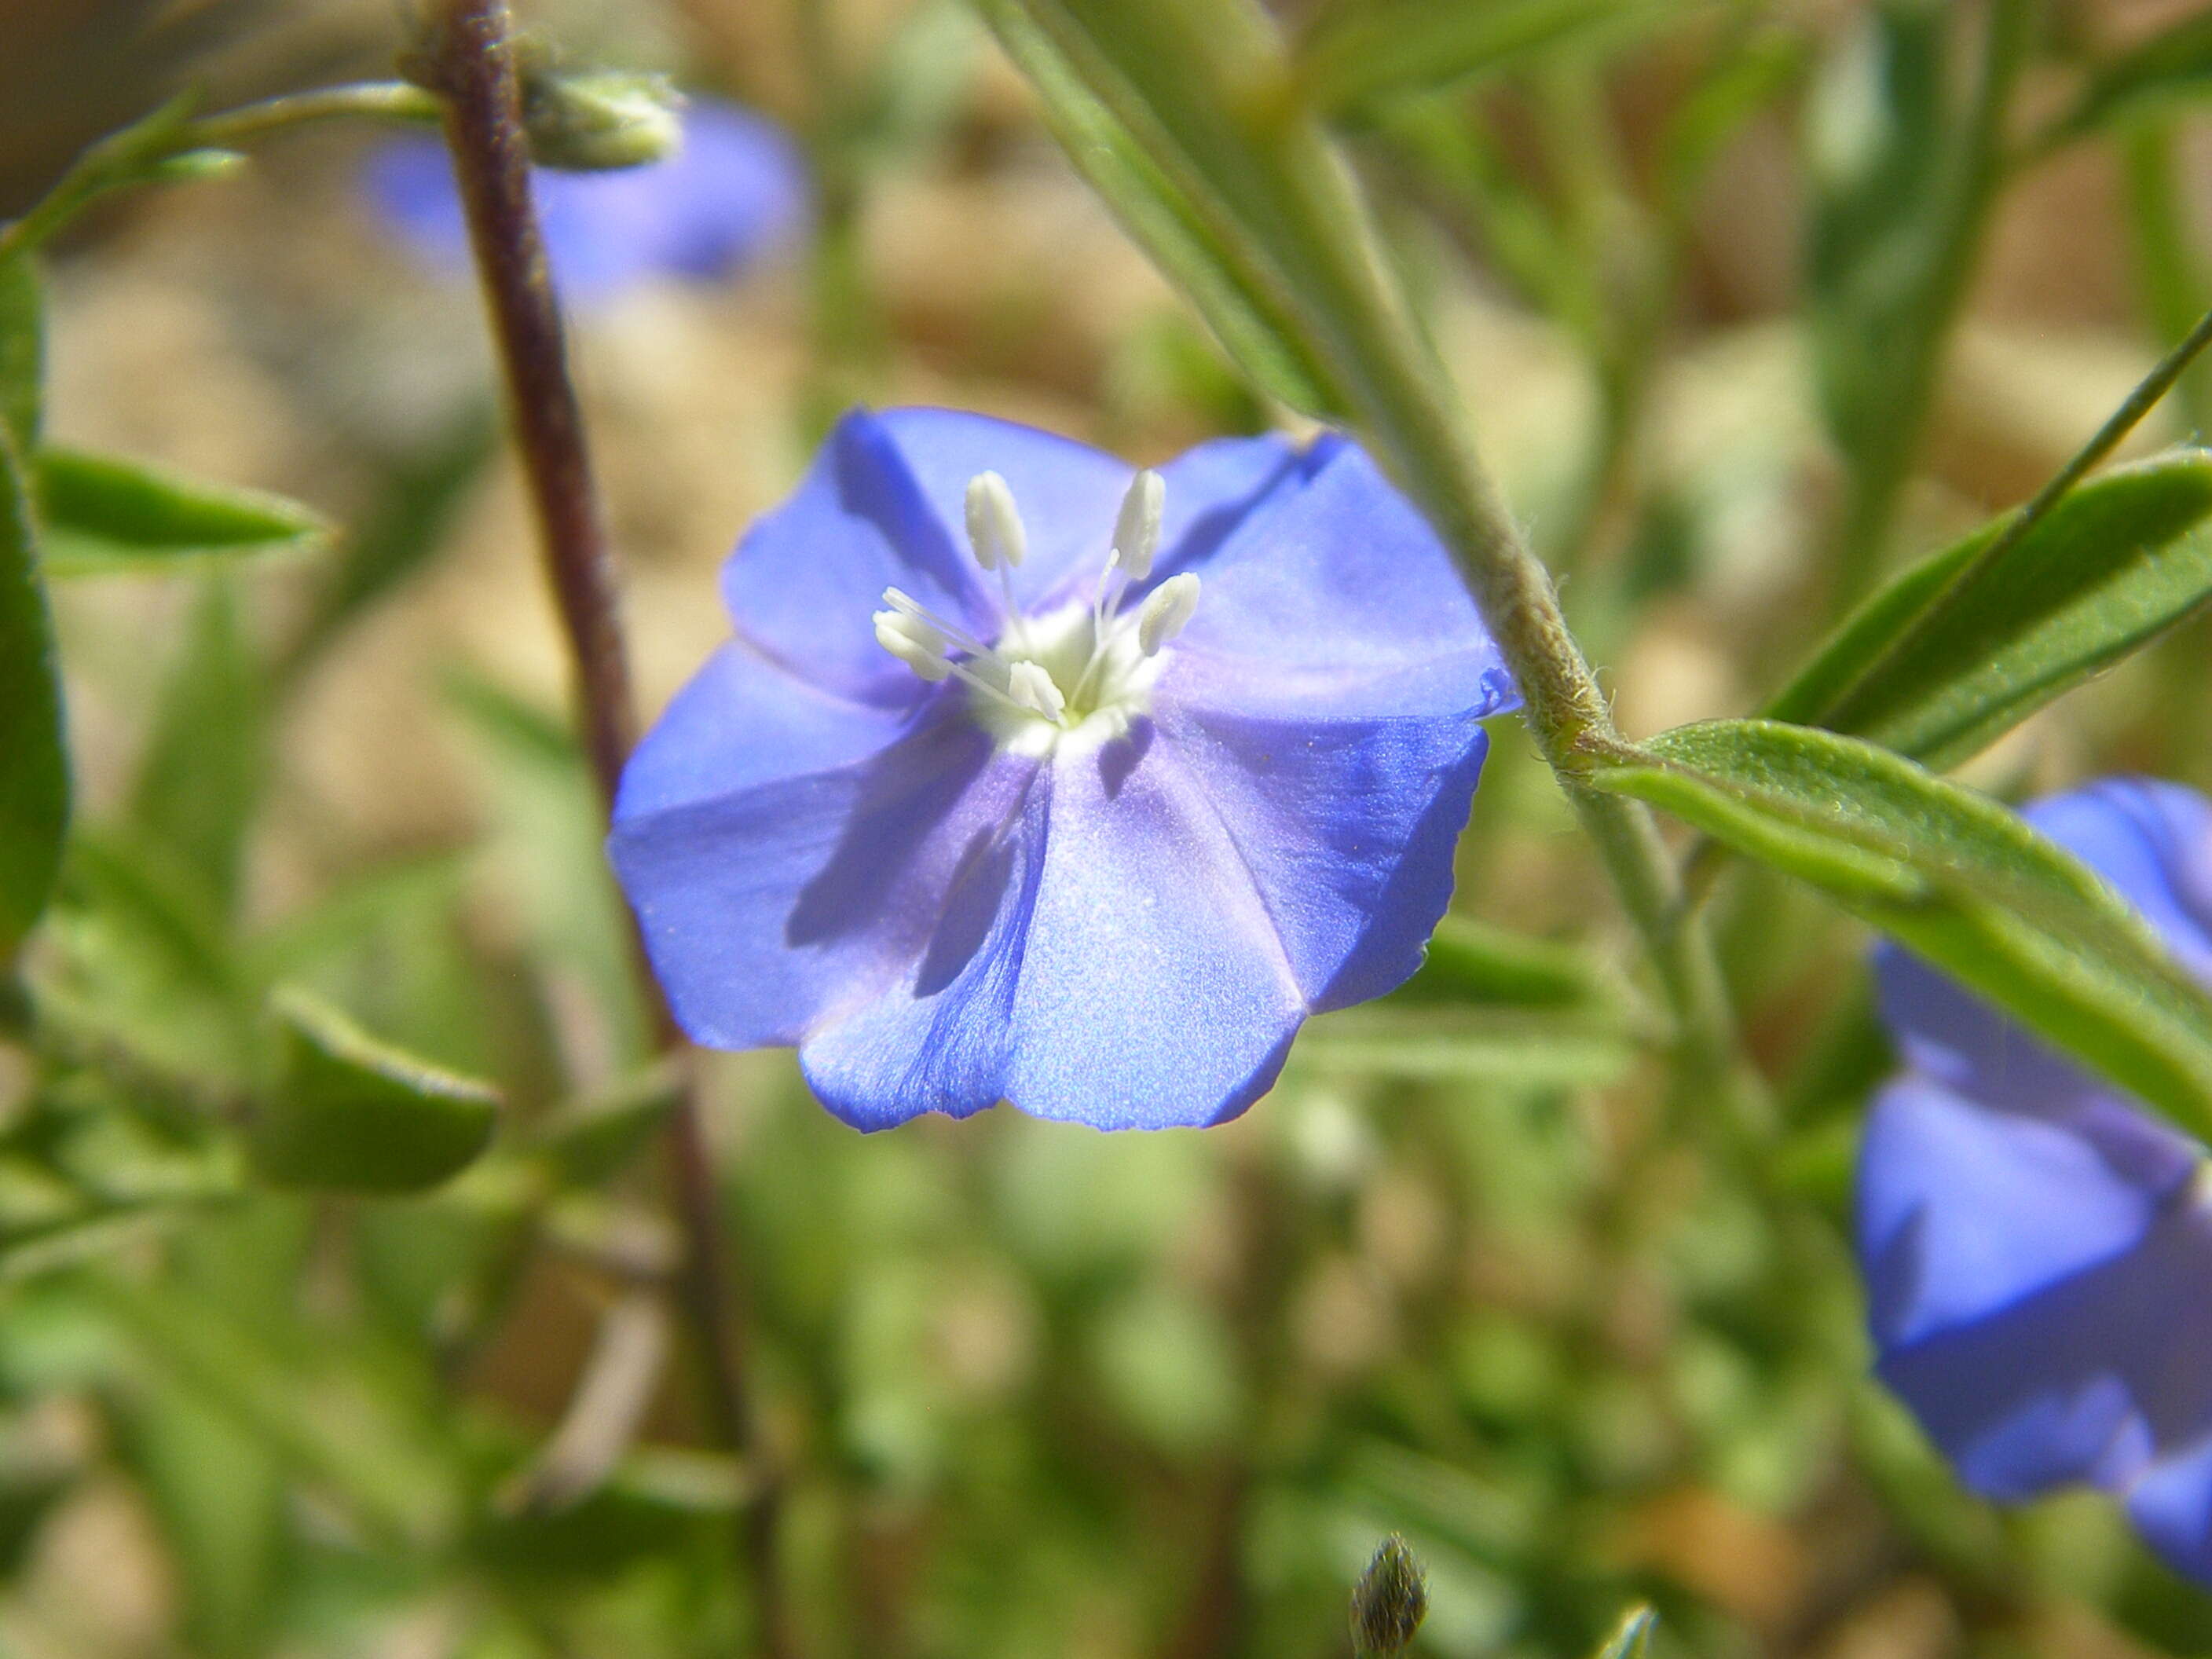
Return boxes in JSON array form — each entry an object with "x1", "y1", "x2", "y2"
[
  {"x1": 1879, "y1": 1199, "x2": 2212, "y2": 1502},
  {"x1": 786, "y1": 711, "x2": 1000, "y2": 952}
]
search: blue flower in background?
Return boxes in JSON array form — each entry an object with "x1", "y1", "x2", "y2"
[
  {"x1": 369, "y1": 98, "x2": 807, "y2": 303},
  {"x1": 608, "y1": 408, "x2": 1518, "y2": 1131},
  {"x1": 1860, "y1": 777, "x2": 2212, "y2": 1582}
]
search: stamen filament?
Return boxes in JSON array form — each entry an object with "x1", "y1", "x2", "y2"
[{"x1": 882, "y1": 586, "x2": 992, "y2": 657}]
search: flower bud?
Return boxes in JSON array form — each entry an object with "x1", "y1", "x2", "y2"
[
  {"x1": 1350, "y1": 1534, "x2": 1428, "y2": 1657},
  {"x1": 522, "y1": 69, "x2": 683, "y2": 171}
]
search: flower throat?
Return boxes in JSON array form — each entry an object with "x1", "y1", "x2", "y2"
[{"x1": 871, "y1": 470, "x2": 1199, "y2": 752}]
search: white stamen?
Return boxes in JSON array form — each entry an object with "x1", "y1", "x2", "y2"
[
  {"x1": 882, "y1": 586, "x2": 991, "y2": 657},
  {"x1": 1005, "y1": 660, "x2": 1066, "y2": 723},
  {"x1": 1109, "y1": 470, "x2": 1165, "y2": 581},
  {"x1": 965, "y1": 471, "x2": 1027, "y2": 572},
  {"x1": 873, "y1": 610, "x2": 951, "y2": 680},
  {"x1": 1137, "y1": 572, "x2": 1199, "y2": 655}
]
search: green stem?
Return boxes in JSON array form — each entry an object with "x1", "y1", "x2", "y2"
[
  {"x1": 1830, "y1": 0, "x2": 2031, "y2": 605},
  {"x1": 183, "y1": 82, "x2": 442, "y2": 150},
  {"x1": 0, "y1": 82, "x2": 440, "y2": 266}
]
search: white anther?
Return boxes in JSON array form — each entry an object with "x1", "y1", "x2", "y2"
[
  {"x1": 1005, "y1": 660, "x2": 1066, "y2": 722},
  {"x1": 873, "y1": 610, "x2": 951, "y2": 680},
  {"x1": 965, "y1": 471, "x2": 1027, "y2": 572},
  {"x1": 1109, "y1": 469, "x2": 1165, "y2": 581},
  {"x1": 1136, "y1": 572, "x2": 1199, "y2": 655}
]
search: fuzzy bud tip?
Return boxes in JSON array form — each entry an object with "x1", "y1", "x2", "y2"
[
  {"x1": 522, "y1": 69, "x2": 684, "y2": 171},
  {"x1": 1350, "y1": 1534, "x2": 1428, "y2": 1657}
]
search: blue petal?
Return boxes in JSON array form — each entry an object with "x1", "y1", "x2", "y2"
[
  {"x1": 1877, "y1": 1194, "x2": 2212, "y2": 1503},
  {"x1": 1156, "y1": 438, "x2": 1517, "y2": 720},
  {"x1": 2027, "y1": 778, "x2": 2212, "y2": 983},
  {"x1": 720, "y1": 410, "x2": 995, "y2": 702},
  {"x1": 824, "y1": 415, "x2": 1305, "y2": 618},
  {"x1": 613, "y1": 642, "x2": 910, "y2": 821},
  {"x1": 1152, "y1": 700, "x2": 1494, "y2": 1010},
  {"x1": 619, "y1": 100, "x2": 808, "y2": 279},
  {"x1": 1858, "y1": 1075, "x2": 2190, "y2": 1354},
  {"x1": 2126, "y1": 1433, "x2": 2212, "y2": 1587},
  {"x1": 368, "y1": 99, "x2": 807, "y2": 305},
  {"x1": 718, "y1": 412, "x2": 1309, "y2": 704},
  {"x1": 610, "y1": 708, "x2": 1035, "y2": 1053},
  {"x1": 1000, "y1": 736, "x2": 1307, "y2": 1129},
  {"x1": 801, "y1": 731, "x2": 1309, "y2": 1131}
]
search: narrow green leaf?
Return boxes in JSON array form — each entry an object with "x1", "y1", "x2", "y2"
[
  {"x1": 1805, "y1": 0, "x2": 1951, "y2": 474},
  {"x1": 34, "y1": 448, "x2": 329, "y2": 577},
  {"x1": 1298, "y1": 1008, "x2": 1635, "y2": 1087},
  {"x1": 2048, "y1": 10, "x2": 2212, "y2": 144},
  {"x1": 1657, "y1": 24, "x2": 1808, "y2": 217},
  {"x1": 0, "y1": 429, "x2": 67, "y2": 960},
  {"x1": 1393, "y1": 914, "x2": 1604, "y2": 1009},
  {"x1": 1295, "y1": 0, "x2": 1693, "y2": 113},
  {"x1": 1766, "y1": 451, "x2": 2212, "y2": 766},
  {"x1": 115, "y1": 1381, "x2": 287, "y2": 1657},
  {"x1": 0, "y1": 254, "x2": 41, "y2": 450},
  {"x1": 533, "y1": 1060, "x2": 683, "y2": 1188},
  {"x1": 1588, "y1": 720, "x2": 2212, "y2": 1137},
  {"x1": 251, "y1": 987, "x2": 499, "y2": 1196},
  {"x1": 447, "y1": 675, "x2": 651, "y2": 1068},
  {"x1": 129, "y1": 580, "x2": 268, "y2": 914},
  {"x1": 282, "y1": 406, "x2": 496, "y2": 678},
  {"x1": 90, "y1": 1273, "x2": 456, "y2": 1548},
  {"x1": 976, "y1": 0, "x2": 1342, "y2": 414}
]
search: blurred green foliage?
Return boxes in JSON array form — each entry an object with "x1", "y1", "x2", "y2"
[{"x1": 1, "y1": 1, "x2": 2210, "y2": 1657}]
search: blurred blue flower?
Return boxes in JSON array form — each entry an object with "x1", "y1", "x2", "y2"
[
  {"x1": 368, "y1": 98, "x2": 807, "y2": 304},
  {"x1": 608, "y1": 408, "x2": 1518, "y2": 1131},
  {"x1": 1861, "y1": 777, "x2": 2212, "y2": 1581}
]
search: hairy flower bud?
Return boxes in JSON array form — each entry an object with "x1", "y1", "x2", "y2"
[
  {"x1": 522, "y1": 69, "x2": 684, "y2": 171},
  {"x1": 1350, "y1": 1533, "x2": 1428, "y2": 1656}
]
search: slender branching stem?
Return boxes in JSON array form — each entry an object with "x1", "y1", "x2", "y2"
[
  {"x1": 0, "y1": 82, "x2": 439, "y2": 266},
  {"x1": 420, "y1": 5, "x2": 790, "y2": 1652}
]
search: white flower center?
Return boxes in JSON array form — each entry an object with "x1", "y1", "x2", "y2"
[{"x1": 870, "y1": 468, "x2": 1199, "y2": 756}]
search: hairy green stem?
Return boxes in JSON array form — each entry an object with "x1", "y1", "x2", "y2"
[
  {"x1": 419, "y1": 6, "x2": 792, "y2": 1653},
  {"x1": 185, "y1": 81, "x2": 442, "y2": 149}
]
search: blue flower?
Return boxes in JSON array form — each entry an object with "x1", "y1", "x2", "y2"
[
  {"x1": 368, "y1": 98, "x2": 807, "y2": 304},
  {"x1": 607, "y1": 408, "x2": 1518, "y2": 1131},
  {"x1": 1859, "y1": 777, "x2": 2212, "y2": 1580}
]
